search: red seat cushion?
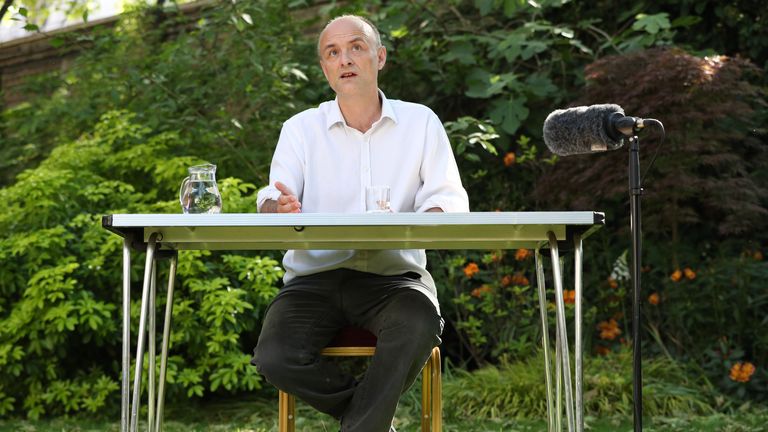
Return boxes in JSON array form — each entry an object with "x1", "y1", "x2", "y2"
[{"x1": 326, "y1": 326, "x2": 377, "y2": 347}]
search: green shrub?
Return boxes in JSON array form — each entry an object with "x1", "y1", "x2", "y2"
[{"x1": 0, "y1": 111, "x2": 282, "y2": 418}]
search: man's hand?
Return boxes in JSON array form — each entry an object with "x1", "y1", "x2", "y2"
[{"x1": 261, "y1": 181, "x2": 302, "y2": 213}]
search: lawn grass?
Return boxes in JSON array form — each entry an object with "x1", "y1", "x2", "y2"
[
  {"x1": 2, "y1": 354, "x2": 765, "y2": 431},
  {"x1": 2, "y1": 414, "x2": 768, "y2": 432},
  {"x1": 1, "y1": 396, "x2": 766, "y2": 432}
]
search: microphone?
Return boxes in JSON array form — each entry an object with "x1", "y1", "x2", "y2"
[{"x1": 543, "y1": 104, "x2": 653, "y2": 156}]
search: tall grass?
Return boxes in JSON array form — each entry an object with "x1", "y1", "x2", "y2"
[{"x1": 441, "y1": 350, "x2": 717, "y2": 421}]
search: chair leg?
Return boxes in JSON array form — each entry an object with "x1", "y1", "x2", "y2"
[
  {"x1": 421, "y1": 355, "x2": 432, "y2": 432},
  {"x1": 279, "y1": 390, "x2": 295, "y2": 432},
  {"x1": 431, "y1": 347, "x2": 442, "y2": 432}
]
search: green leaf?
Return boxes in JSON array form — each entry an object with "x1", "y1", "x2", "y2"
[
  {"x1": 496, "y1": 33, "x2": 524, "y2": 62},
  {"x1": 671, "y1": 15, "x2": 702, "y2": 28},
  {"x1": 441, "y1": 40, "x2": 477, "y2": 65},
  {"x1": 390, "y1": 26, "x2": 408, "y2": 39},
  {"x1": 489, "y1": 97, "x2": 529, "y2": 135},
  {"x1": 465, "y1": 70, "x2": 518, "y2": 99},
  {"x1": 474, "y1": 0, "x2": 496, "y2": 16},
  {"x1": 49, "y1": 37, "x2": 65, "y2": 48},
  {"x1": 632, "y1": 13, "x2": 671, "y2": 35},
  {"x1": 504, "y1": 0, "x2": 526, "y2": 17},
  {"x1": 524, "y1": 73, "x2": 557, "y2": 98},
  {"x1": 521, "y1": 40, "x2": 548, "y2": 60}
]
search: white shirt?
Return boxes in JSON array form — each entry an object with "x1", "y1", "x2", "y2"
[{"x1": 257, "y1": 91, "x2": 469, "y2": 310}]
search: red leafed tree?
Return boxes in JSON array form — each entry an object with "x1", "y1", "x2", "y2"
[{"x1": 535, "y1": 47, "x2": 767, "y2": 247}]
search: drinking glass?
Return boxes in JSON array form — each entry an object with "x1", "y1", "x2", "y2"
[{"x1": 365, "y1": 185, "x2": 391, "y2": 213}]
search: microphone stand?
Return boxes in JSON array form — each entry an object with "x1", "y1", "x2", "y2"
[{"x1": 628, "y1": 133, "x2": 643, "y2": 431}]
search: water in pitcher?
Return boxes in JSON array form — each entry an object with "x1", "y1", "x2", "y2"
[
  {"x1": 180, "y1": 180, "x2": 222, "y2": 214},
  {"x1": 179, "y1": 163, "x2": 223, "y2": 214}
]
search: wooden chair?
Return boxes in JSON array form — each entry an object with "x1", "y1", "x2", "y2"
[{"x1": 278, "y1": 326, "x2": 442, "y2": 432}]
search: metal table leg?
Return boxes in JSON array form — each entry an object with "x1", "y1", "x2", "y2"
[
  {"x1": 535, "y1": 248, "x2": 555, "y2": 432},
  {"x1": 122, "y1": 239, "x2": 131, "y2": 432},
  {"x1": 555, "y1": 336, "x2": 563, "y2": 432},
  {"x1": 130, "y1": 232, "x2": 158, "y2": 432},
  {"x1": 573, "y1": 234, "x2": 584, "y2": 432},
  {"x1": 155, "y1": 253, "x2": 178, "y2": 432},
  {"x1": 548, "y1": 231, "x2": 575, "y2": 432},
  {"x1": 148, "y1": 263, "x2": 157, "y2": 431}
]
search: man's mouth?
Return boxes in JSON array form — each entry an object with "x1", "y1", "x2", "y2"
[{"x1": 341, "y1": 72, "x2": 357, "y2": 79}]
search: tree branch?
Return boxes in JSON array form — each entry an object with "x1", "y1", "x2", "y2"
[{"x1": 0, "y1": 0, "x2": 14, "y2": 24}]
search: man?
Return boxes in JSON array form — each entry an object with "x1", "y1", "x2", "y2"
[{"x1": 252, "y1": 14, "x2": 469, "y2": 432}]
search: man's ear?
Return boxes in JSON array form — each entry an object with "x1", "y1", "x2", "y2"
[{"x1": 377, "y1": 46, "x2": 387, "y2": 70}]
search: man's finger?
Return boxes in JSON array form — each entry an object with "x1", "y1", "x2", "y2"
[{"x1": 275, "y1": 181, "x2": 294, "y2": 197}]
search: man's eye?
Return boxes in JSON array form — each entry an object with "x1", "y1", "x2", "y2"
[
  {"x1": 352, "y1": 45, "x2": 361, "y2": 51},
  {"x1": 327, "y1": 50, "x2": 338, "y2": 57}
]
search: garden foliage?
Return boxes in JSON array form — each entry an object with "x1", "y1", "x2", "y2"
[{"x1": 0, "y1": 0, "x2": 766, "y2": 418}]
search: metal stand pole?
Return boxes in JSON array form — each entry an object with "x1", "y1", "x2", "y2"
[{"x1": 629, "y1": 135, "x2": 643, "y2": 431}]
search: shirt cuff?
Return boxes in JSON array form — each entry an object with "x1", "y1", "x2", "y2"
[{"x1": 417, "y1": 194, "x2": 470, "y2": 213}]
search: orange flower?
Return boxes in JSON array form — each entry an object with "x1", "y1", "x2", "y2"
[
  {"x1": 563, "y1": 290, "x2": 576, "y2": 304},
  {"x1": 607, "y1": 277, "x2": 618, "y2": 289},
  {"x1": 648, "y1": 292, "x2": 660, "y2": 305},
  {"x1": 503, "y1": 152, "x2": 516, "y2": 167},
  {"x1": 510, "y1": 273, "x2": 530, "y2": 286},
  {"x1": 729, "y1": 362, "x2": 756, "y2": 383},
  {"x1": 515, "y1": 248, "x2": 531, "y2": 261},
  {"x1": 501, "y1": 274, "x2": 513, "y2": 287},
  {"x1": 595, "y1": 346, "x2": 610, "y2": 356},
  {"x1": 754, "y1": 251, "x2": 764, "y2": 261},
  {"x1": 471, "y1": 284, "x2": 493, "y2": 298},
  {"x1": 683, "y1": 267, "x2": 696, "y2": 280},
  {"x1": 670, "y1": 269, "x2": 682, "y2": 282},
  {"x1": 490, "y1": 252, "x2": 503, "y2": 263},
  {"x1": 463, "y1": 262, "x2": 480, "y2": 278},
  {"x1": 597, "y1": 319, "x2": 622, "y2": 341}
]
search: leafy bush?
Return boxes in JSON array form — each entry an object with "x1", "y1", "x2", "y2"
[{"x1": 0, "y1": 111, "x2": 282, "y2": 417}]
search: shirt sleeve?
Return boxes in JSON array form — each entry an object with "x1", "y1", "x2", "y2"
[
  {"x1": 256, "y1": 120, "x2": 305, "y2": 212},
  {"x1": 414, "y1": 111, "x2": 470, "y2": 213}
]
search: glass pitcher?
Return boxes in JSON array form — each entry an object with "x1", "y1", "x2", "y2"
[{"x1": 179, "y1": 164, "x2": 222, "y2": 214}]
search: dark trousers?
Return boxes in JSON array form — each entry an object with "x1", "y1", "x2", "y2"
[{"x1": 252, "y1": 268, "x2": 443, "y2": 432}]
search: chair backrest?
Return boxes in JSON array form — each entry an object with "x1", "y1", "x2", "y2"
[{"x1": 326, "y1": 326, "x2": 377, "y2": 348}]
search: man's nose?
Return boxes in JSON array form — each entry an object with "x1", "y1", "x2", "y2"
[{"x1": 340, "y1": 49, "x2": 353, "y2": 65}]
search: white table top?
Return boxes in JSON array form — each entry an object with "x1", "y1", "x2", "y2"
[{"x1": 102, "y1": 211, "x2": 604, "y2": 250}]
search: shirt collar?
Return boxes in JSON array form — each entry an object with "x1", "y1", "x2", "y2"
[{"x1": 326, "y1": 89, "x2": 398, "y2": 130}]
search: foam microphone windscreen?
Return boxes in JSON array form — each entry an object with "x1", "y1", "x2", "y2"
[{"x1": 543, "y1": 104, "x2": 626, "y2": 156}]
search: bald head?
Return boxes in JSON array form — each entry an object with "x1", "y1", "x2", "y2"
[{"x1": 317, "y1": 15, "x2": 382, "y2": 58}]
